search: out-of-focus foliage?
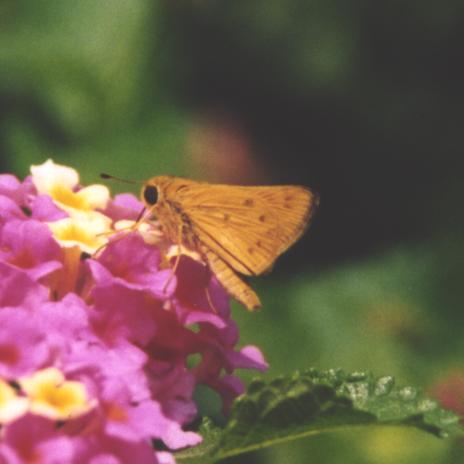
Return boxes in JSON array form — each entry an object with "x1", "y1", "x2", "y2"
[
  {"x1": 1, "y1": 1, "x2": 463, "y2": 463},
  {"x1": 0, "y1": 0, "x2": 187, "y2": 181}
]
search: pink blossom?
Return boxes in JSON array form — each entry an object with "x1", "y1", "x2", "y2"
[
  {"x1": 0, "y1": 308, "x2": 48, "y2": 379},
  {"x1": 0, "y1": 262, "x2": 48, "y2": 309},
  {"x1": 147, "y1": 361, "x2": 202, "y2": 448},
  {"x1": 103, "y1": 193, "x2": 144, "y2": 222},
  {"x1": 74, "y1": 433, "x2": 159, "y2": 464},
  {"x1": 90, "y1": 283, "x2": 160, "y2": 346},
  {"x1": 0, "y1": 220, "x2": 62, "y2": 281},
  {"x1": 0, "y1": 160, "x2": 268, "y2": 462},
  {"x1": 89, "y1": 233, "x2": 176, "y2": 299},
  {"x1": 0, "y1": 196, "x2": 26, "y2": 224},
  {"x1": 0, "y1": 415, "x2": 75, "y2": 464},
  {"x1": 30, "y1": 195, "x2": 68, "y2": 222},
  {"x1": 0, "y1": 175, "x2": 35, "y2": 208}
]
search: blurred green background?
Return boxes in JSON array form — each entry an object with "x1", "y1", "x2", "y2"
[{"x1": 1, "y1": 1, "x2": 463, "y2": 462}]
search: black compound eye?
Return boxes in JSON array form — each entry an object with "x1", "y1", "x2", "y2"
[{"x1": 143, "y1": 185, "x2": 158, "y2": 205}]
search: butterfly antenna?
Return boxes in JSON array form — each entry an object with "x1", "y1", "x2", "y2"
[{"x1": 100, "y1": 173, "x2": 142, "y2": 185}]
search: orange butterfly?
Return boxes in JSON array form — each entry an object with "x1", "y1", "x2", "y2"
[{"x1": 137, "y1": 176, "x2": 318, "y2": 310}]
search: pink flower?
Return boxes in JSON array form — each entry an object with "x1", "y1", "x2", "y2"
[
  {"x1": 0, "y1": 174, "x2": 65, "y2": 222},
  {"x1": 146, "y1": 361, "x2": 202, "y2": 449},
  {"x1": 0, "y1": 308, "x2": 48, "y2": 379},
  {"x1": 0, "y1": 220, "x2": 62, "y2": 281},
  {"x1": 0, "y1": 196, "x2": 26, "y2": 224},
  {"x1": 103, "y1": 193, "x2": 144, "y2": 222},
  {"x1": 90, "y1": 284, "x2": 160, "y2": 347},
  {"x1": 0, "y1": 160, "x2": 268, "y2": 462},
  {"x1": 74, "y1": 433, "x2": 159, "y2": 464},
  {"x1": 88, "y1": 233, "x2": 176, "y2": 299},
  {"x1": 0, "y1": 262, "x2": 48, "y2": 309},
  {"x1": 30, "y1": 195, "x2": 68, "y2": 222},
  {"x1": 0, "y1": 175, "x2": 35, "y2": 208},
  {"x1": 0, "y1": 415, "x2": 75, "y2": 464}
]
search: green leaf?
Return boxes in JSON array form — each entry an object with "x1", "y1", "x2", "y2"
[{"x1": 175, "y1": 369, "x2": 462, "y2": 463}]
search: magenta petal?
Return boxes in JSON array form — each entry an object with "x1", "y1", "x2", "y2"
[
  {"x1": 104, "y1": 193, "x2": 144, "y2": 222},
  {"x1": 138, "y1": 269, "x2": 176, "y2": 299},
  {"x1": 180, "y1": 307, "x2": 227, "y2": 329},
  {"x1": 0, "y1": 196, "x2": 25, "y2": 222},
  {"x1": 136, "y1": 399, "x2": 201, "y2": 450},
  {"x1": 88, "y1": 260, "x2": 175, "y2": 300},
  {"x1": 174, "y1": 257, "x2": 230, "y2": 316},
  {"x1": 91, "y1": 284, "x2": 158, "y2": 346},
  {"x1": 75, "y1": 434, "x2": 158, "y2": 464},
  {"x1": 0, "y1": 175, "x2": 36, "y2": 208},
  {"x1": 28, "y1": 260, "x2": 62, "y2": 280},
  {"x1": 156, "y1": 452, "x2": 176, "y2": 464},
  {"x1": 87, "y1": 260, "x2": 115, "y2": 286},
  {"x1": 0, "y1": 220, "x2": 62, "y2": 280},
  {"x1": 2, "y1": 415, "x2": 75, "y2": 463},
  {"x1": 62, "y1": 341, "x2": 150, "y2": 403},
  {"x1": 35, "y1": 294, "x2": 91, "y2": 352},
  {"x1": 97, "y1": 233, "x2": 161, "y2": 272},
  {"x1": 212, "y1": 375, "x2": 246, "y2": 413},
  {"x1": 0, "y1": 174, "x2": 21, "y2": 195},
  {"x1": 0, "y1": 308, "x2": 49, "y2": 378},
  {"x1": 148, "y1": 363, "x2": 199, "y2": 433},
  {"x1": 0, "y1": 262, "x2": 48, "y2": 308},
  {"x1": 30, "y1": 194, "x2": 68, "y2": 221},
  {"x1": 91, "y1": 233, "x2": 176, "y2": 299},
  {"x1": 162, "y1": 423, "x2": 202, "y2": 450},
  {"x1": 228, "y1": 345, "x2": 268, "y2": 372}
]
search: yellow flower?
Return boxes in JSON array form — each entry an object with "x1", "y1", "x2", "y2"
[
  {"x1": 20, "y1": 368, "x2": 95, "y2": 421},
  {"x1": 0, "y1": 379, "x2": 29, "y2": 424},
  {"x1": 47, "y1": 211, "x2": 112, "y2": 254},
  {"x1": 31, "y1": 159, "x2": 110, "y2": 214}
]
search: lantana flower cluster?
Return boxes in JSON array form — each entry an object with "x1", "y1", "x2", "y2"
[{"x1": 0, "y1": 160, "x2": 267, "y2": 463}]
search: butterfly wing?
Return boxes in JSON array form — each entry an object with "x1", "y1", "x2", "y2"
[
  {"x1": 200, "y1": 244, "x2": 262, "y2": 310},
  {"x1": 176, "y1": 183, "x2": 318, "y2": 276}
]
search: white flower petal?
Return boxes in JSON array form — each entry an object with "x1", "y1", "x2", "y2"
[
  {"x1": 0, "y1": 381, "x2": 29, "y2": 424},
  {"x1": 31, "y1": 159, "x2": 79, "y2": 194},
  {"x1": 76, "y1": 184, "x2": 110, "y2": 209},
  {"x1": 47, "y1": 211, "x2": 112, "y2": 254}
]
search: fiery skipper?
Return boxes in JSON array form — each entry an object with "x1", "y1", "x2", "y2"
[{"x1": 137, "y1": 176, "x2": 319, "y2": 310}]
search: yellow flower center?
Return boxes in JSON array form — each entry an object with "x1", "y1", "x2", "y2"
[
  {"x1": 20, "y1": 368, "x2": 95, "y2": 420},
  {"x1": 47, "y1": 212, "x2": 111, "y2": 254},
  {"x1": 50, "y1": 184, "x2": 90, "y2": 211}
]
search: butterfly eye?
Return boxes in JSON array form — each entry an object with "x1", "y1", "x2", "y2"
[{"x1": 143, "y1": 185, "x2": 158, "y2": 205}]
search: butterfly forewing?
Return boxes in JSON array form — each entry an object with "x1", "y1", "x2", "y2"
[{"x1": 175, "y1": 183, "x2": 317, "y2": 276}]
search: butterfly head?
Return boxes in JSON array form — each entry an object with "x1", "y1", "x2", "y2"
[
  {"x1": 142, "y1": 183, "x2": 159, "y2": 206},
  {"x1": 140, "y1": 176, "x2": 175, "y2": 210}
]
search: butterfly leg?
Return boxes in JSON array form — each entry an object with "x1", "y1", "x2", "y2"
[
  {"x1": 92, "y1": 207, "x2": 148, "y2": 258},
  {"x1": 162, "y1": 225, "x2": 184, "y2": 293},
  {"x1": 92, "y1": 229, "x2": 129, "y2": 258}
]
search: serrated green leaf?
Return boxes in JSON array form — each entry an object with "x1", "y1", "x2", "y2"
[{"x1": 175, "y1": 369, "x2": 462, "y2": 463}]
